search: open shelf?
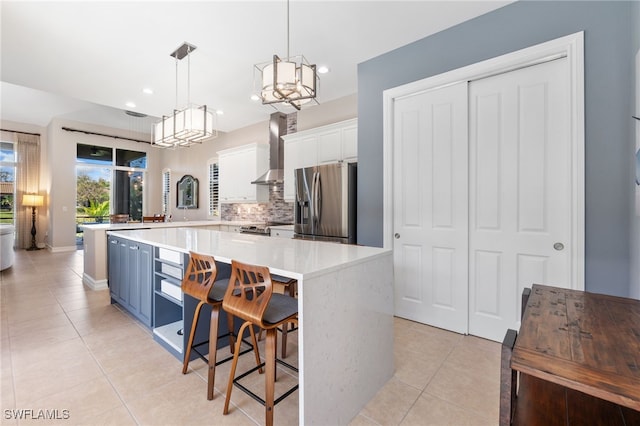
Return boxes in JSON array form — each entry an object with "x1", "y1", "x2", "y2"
[
  {"x1": 153, "y1": 320, "x2": 183, "y2": 354},
  {"x1": 154, "y1": 290, "x2": 182, "y2": 306}
]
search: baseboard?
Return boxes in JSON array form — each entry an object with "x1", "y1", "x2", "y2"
[
  {"x1": 83, "y1": 273, "x2": 108, "y2": 291},
  {"x1": 48, "y1": 245, "x2": 78, "y2": 253}
]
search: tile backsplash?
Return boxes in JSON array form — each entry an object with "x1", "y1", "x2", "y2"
[{"x1": 221, "y1": 183, "x2": 294, "y2": 223}]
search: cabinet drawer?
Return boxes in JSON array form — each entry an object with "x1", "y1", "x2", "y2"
[
  {"x1": 158, "y1": 248, "x2": 182, "y2": 265},
  {"x1": 160, "y1": 279, "x2": 183, "y2": 301},
  {"x1": 161, "y1": 263, "x2": 183, "y2": 279},
  {"x1": 271, "y1": 229, "x2": 294, "y2": 239}
]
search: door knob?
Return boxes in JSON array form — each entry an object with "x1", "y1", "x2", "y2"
[
  {"x1": 553, "y1": 242, "x2": 564, "y2": 251},
  {"x1": 394, "y1": 233, "x2": 400, "y2": 239}
]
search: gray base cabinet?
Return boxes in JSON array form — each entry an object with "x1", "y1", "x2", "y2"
[{"x1": 107, "y1": 235, "x2": 152, "y2": 327}]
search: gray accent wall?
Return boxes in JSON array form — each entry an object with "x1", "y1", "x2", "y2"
[
  {"x1": 631, "y1": 0, "x2": 640, "y2": 300},
  {"x1": 357, "y1": 1, "x2": 637, "y2": 297}
]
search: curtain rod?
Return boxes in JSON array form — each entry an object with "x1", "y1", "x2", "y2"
[
  {"x1": 0, "y1": 128, "x2": 41, "y2": 137},
  {"x1": 61, "y1": 126, "x2": 150, "y2": 144}
]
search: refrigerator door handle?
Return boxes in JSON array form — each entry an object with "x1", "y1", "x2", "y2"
[
  {"x1": 312, "y1": 171, "x2": 319, "y2": 227},
  {"x1": 315, "y1": 171, "x2": 322, "y2": 224}
]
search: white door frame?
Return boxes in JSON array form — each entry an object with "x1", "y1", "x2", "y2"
[{"x1": 383, "y1": 31, "x2": 585, "y2": 290}]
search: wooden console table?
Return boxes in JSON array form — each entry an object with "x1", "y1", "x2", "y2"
[{"x1": 512, "y1": 284, "x2": 640, "y2": 411}]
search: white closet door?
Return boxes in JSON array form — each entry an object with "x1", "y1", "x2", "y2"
[
  {"x1": 468, "y1": 58, "x2": 572, "y2": 341},
  {"x1": 393, "y1": 82, "x2": 469, "y2": 333}
]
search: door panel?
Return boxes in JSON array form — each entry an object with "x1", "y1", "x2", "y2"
[
  {"x1": 393, "y1": 82, "x2": 468, "y2": 333},
  {"x1": 468, "y1": 58, "x2": 571, "y2": 341}
]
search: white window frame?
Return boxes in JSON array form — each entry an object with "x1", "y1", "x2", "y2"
[
  {"x1": 207, "y1": 158, "x2": 219, "y2": 217},
  {"x1": 162, "y1": 168, "x2": 171, "y2": 216}
]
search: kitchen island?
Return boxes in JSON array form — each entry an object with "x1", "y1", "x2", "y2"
[
  {"x1": 81, "y1": 220, "x2": 252, "y2": 290},
  {"x1": 106, "y1": 227, "x2": 394, "y2": 425}
]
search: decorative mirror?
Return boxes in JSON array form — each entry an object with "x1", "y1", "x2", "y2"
[{"x1": 177, "y1": 175, "x2": 198, "y2": 209}]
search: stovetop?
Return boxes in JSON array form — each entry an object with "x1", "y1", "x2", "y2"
[{"x1": 239, "y1": 222, "x2": 292, "y2": 235}]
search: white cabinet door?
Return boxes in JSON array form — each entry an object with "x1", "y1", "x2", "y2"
[
  {"x1": 284, "y1": 135, "x2": 318, "y2": 201},
  {"x1": 317, "y1": 130, "x2": 341, "y2": 164},
  {"x1": 283, "y1": 119, "x2": 357, "y2": 201},
  {"x1": 219, "y1": 150, "x2": 241, "y2": 202},
  {"x1": 342, "y1": 124, "x2": 358, "y2": 163},
  {"x1": 218, "y1": 144, "x2": 269, "y2": 203}
]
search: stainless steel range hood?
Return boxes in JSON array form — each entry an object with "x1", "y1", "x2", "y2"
[{"x1": 252, "y1": 112, "x2": 288, "y2": 185}]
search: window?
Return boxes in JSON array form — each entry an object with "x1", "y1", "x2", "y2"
[
  {"x1": 76, "y1": 143, "x2": 146, "y2": 227},
  {"x1": 162, "y1": 169, "x2": 171, "y2": 215},
  {"x1": 0, "y1": 142, "x2": 16, "y2": 225},
  {"x1": 208, "y1": 160, "x2": 219, "y2": 216}
]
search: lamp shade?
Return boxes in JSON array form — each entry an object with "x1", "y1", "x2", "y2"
[
  {"x1": 22, "y1": 194, "x2": 43, "y2": 207},
  {"x1": 258, "y1": 55, "x2": 317, "y2": 109}
]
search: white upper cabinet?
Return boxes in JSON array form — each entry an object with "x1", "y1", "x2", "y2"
[
  {"x1": 283, "y1": 118, "x2": 357, "y2": 201},
  {"x1": 218, "y1": 143, "x2": 269, "y2": 203}
]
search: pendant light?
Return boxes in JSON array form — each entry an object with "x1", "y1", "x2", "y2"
[
  {"x1": 152, "y1": 42, "x2": 217, "y2": 148},
  {"x1": 254, "y1": 0, "x2": 318, "y2": 110}
]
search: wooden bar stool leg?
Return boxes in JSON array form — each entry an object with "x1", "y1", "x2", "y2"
[
  {"x1": 182, "y1": 300, "x2": 205, "y2": 374},
  {"x1": 224, "y1": 322, "x2": 249, "y2": 415},
  {"x1": 281, "y1": 281, "x2": 296, "y2": 358},
  {"x1": 248, "y1": 324, "x2": 263, "y2": 374},
  {"x1": 224, "y1": 322, "x2": 263, "y2": 415},
  {"x1": 226, "y1": 311, "x2": 235, "y2": 354},
  {"x1": 281, "y1": 322, "x2": 288, "y2": 359},
  {"x1": 265, "y1": 328, "x2": 277, "y2": 426},
  {"x1": 208, "y1": 305, "x2": 220, "y2": 400}
]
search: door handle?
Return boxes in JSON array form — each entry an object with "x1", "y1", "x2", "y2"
[
  {"x1": 394, "y1": 233, "x2": 400, "y2": 239},
  {"x1": 553, "y1": 242, "x2": 564, "y2": 251}
]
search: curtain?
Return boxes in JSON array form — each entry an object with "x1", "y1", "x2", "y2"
[{"x1": 15, "y1": 133, "x2": 40, "y2": 249}]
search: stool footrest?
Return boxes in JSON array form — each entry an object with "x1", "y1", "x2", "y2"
[
  {"x1": 190, "y1": 332, "x2": 255, "y2": 367},
  {"x1": 192, "y1": 339, "x2": 255, "y2": 367},
  {"x1": 232, "y1": 358, "x2": 299, "y2": 407}
]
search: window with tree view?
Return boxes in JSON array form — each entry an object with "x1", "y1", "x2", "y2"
[
  {"x1": 76, "y1": 144, "x2": 146, "y2": 234},
  {"x1": 0, "y1": 142, "x2": 16, "y2": 225}
]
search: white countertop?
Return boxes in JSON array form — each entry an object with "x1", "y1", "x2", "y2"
[
  {"x1": 81, "y1": 219, "x2": 254, "y2": 231},
  {"x1": 107, "y1": 227, "x2": 390, "y2": 280}
]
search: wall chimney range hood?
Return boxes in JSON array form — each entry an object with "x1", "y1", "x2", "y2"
[{"x1": 252, "y1": 112, "x2": 288, "y2": 185}]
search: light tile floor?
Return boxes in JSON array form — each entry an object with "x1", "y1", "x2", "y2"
[{"x1": 1, "y1": 249, "x2": 500, "y2": 425}]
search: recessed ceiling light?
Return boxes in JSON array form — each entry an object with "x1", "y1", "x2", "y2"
[
  {"x1": 215, "y1": 110, "x2": 224, "y2": 115},
  {"x1": 125, "y1": 102, "x2": 136, "y2": 108},
  {"x1": 318, "y1": 66, "x2": 330, "y2": 74},
  {"x1": 142, "y1": 88, "x2": 153, "y2": 95},
  {"x1": 250, "y1": 94, "x2": 260, "y2": 101}
]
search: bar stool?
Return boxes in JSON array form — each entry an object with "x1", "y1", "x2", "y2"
[
  {"x1": 258, "y1": 275, "x2": 297, "y2": 358},
  {"x1": 222, "y1": 260, "x2": 299, "y2": 426},
  {"x1": 181, "y1": 252, "x2": 261, "y2": 400}
]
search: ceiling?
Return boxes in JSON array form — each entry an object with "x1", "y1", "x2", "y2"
[{"x1": 0, "y1": 1, "x2": 510, "y2": 136}]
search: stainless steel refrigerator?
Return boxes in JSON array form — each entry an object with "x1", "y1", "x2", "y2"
[{"x1": 294, "y1": 162, "x2": 357, "y2": 244}]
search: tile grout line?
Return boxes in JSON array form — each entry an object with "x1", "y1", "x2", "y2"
[
  {"x1": 420, "y1": 335, "x2": 497, "y2": 424},
  {"x1": 395, "y1": 335, "x2": 462, "y2": 426},
  {"x1": 55, "y1": 277, "x2": 143, "y2": 425}
]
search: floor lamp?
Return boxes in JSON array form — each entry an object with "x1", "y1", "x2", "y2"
[{"x1": 22, "y1": 194, "x2": 43, "y2": 251}]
